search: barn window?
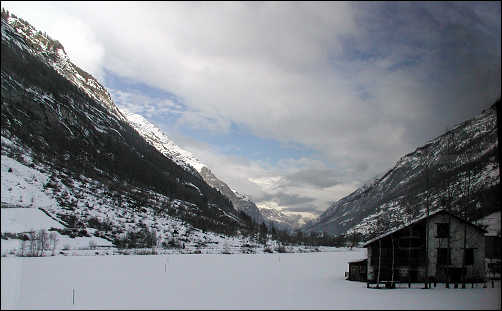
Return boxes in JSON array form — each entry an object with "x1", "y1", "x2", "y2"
[
  {"x1": 436, "y1": 223, "x2": 449, "y2": 238},
  {"x1": 464, "y1": 248, "x2": 474, "y2": 265},
  {"x1": 437, "y1": 248, "x2": 451, "y2": 265}
]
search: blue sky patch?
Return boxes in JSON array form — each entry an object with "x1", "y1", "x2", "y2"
[{"x1": 104, "y1": 70, "x2": 317, "y2": 166}]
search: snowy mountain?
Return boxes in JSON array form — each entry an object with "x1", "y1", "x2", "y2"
[
  {"x1": 1, "y1": 11, "x2": 123, "y2": 121},
  {"x1": 303, "y1": 104, "x2": 500, "y2": 239},
  {"x1": 0, "y1": 10, "x2": 257, "y2": 248},
  {"x1": 199, "y1": 167, "x2": 265, "y2": 224},
  {"x1": 121, "y1": 109, "x2": 273, "y2": 226},
  {"x1": 259, "y1": 207, "x2": 315, "y2": 232},
  {"x1": 120, "y1": 110, "x2": 204, "y2": 177}
]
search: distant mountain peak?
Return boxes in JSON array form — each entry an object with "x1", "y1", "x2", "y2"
[
  {"x1": 120, "y1": 109, "x2": 270, "y2": 225},
  {"x1": 259, "y1": 207, "x2": 315, "y2": 231}
]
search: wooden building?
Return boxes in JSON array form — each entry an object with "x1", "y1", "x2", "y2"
[
  {"x1": 362, "y1": 209, "x2": 486, "y2": 286},
  {"x1": 485, "y1": 234, "x2": 501, "y2": 282},
  {"x1": 485, "y1": 235, "x2": 501, "y2": 260},
  {"x1": 347, "y1": 259, "x2": 368, "y2": 281}
]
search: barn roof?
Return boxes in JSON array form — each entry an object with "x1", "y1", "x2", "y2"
[{"x1": 362, "y1": 209, "x2": 487, "y2": 247}]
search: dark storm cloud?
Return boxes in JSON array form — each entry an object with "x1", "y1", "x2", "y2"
[{"x1": 350, "y1": 1, "x2": 501, "y2": 147}]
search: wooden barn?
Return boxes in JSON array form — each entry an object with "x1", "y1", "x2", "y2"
[
  {"x1": 362, "y1": 209, "x2": 487, "y2": 287},
  {"x1": 485, "y1": 234, "x2": 501, "y2": 282}
]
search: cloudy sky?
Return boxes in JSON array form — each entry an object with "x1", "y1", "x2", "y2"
[{"x1": 3, "y1": 1, "x2": 500, "y2": 219}]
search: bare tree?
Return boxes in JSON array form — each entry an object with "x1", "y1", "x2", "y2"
[
  {"x1": 38, "y1": 229, "x2": 49, "y2": 256},
  {"x1": 18, "y1": 239, "x2": 27, "y2": 257},
  {"x1": 88, "y1": 240, "x2": 97, "y2": 250},
  {"x1": 49, "y1": 231, "x2": 58, "y2": 256},
  {"x1": 27, "y1": 230, "x2": 37, "y2": 257}
]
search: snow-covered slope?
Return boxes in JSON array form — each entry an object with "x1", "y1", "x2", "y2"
[
  {"x1": 121, "y1": 109, "x2": 204, "y2": 177},
  {"x1": 121, "y1": 109, "x2": 269, "y2": 225},
  {"x1": 0, "y1": 138, "x2": 274, "y2": 256},
  {"x1": 1, "y1": 207, "x2": 65, "y2": 233},
  {"x1": 1, "y1": 10, "x2": 260, "y2": 252},
  {"x1": 199, "y1": 167, "x2": 266, "y2": 225},
  {"x1": 304, "y1": 105, "x2": 499, "y2": 238}
]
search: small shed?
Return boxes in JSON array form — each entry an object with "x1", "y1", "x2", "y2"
[{"x1": 347, "y1": 259, "x2": 368, "y2": 282}]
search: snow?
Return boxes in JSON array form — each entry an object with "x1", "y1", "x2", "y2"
[
  {"x1": 1, "y1": 248, "x2": 500, "y2": 309},
  {"x1": 1, "y1": 155, "x2": 58, "y2": 209},
  {"x1": 1, "y1": 208, "x2": 64, "y2": 233},
  {"x1": 0, "y1": 149, "x2": 309, "y2": 258},
  {"x1": 57, "y1": 236, "x2": 114, "y2": 250},
  {"x1": 120, "y1": 108, "x2": 206, "y2": 174},
  {"x1": 0, "y1": 207, "x2": 113, "y2": 256}
]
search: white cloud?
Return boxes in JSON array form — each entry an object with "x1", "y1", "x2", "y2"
[
  {"x1": 3, "y1": 2, "x2": 500, "y2": 217},
  {"x1": 3, "y1": 1, "x2": 106, "y2": 82},
  {"x1": 172, "y1": 137, "x2": 360, "y2": 217}
]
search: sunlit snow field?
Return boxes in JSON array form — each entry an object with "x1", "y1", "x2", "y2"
[{"x1": 2, "y1": 248, "x2": 500, "y2": 310}]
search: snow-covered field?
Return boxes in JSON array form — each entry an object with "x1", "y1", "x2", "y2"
[
  {"x1": 1, "y1": 248, "x2": 500, "y2": 310},
  {"x1": 1, "y1": 207, "x2": 114, "y2": 257},
  {"x1": 1, "y1": 208, "x2": 65, "y2": 233}
]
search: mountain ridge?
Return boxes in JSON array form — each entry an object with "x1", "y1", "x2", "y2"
[
  {"x1": 1, "y1": 11, "x2": 124, "y2": 121},
  {"x1": 303, "y1": 104, "x2": 499, "y2": 239},
  {"x1": 1, "y1": 9, "x2": 251, "y2": 243},
  {"x1": 120, "y1": 109, "x2": 271, "y2": 226}
]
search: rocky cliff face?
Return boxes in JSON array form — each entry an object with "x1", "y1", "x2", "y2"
[
  {"x1": 121, "y1": 110, "x2": 203, "y2": 178},
  {"x1": 1, "y1": 12, "x2": 123, "y2": 121},
  {"x1": 304, "y1": 105, "x2": 499, "y2": 239},
  {"x1": 259, "y1": 207, "x2": 314, "y2": 232},
  {"x1": 199, "y1": 168, "x2": 266, "y2": 225}
]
